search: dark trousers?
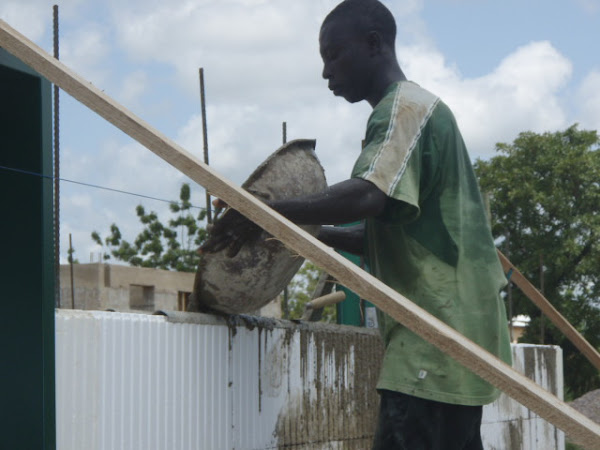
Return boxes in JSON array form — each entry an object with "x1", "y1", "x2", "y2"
[{"x1": 372, "y1": 390, "x2": 484, "y2": 450}]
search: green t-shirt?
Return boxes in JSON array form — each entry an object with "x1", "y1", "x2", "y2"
[{"x1": 352, "y1": 81, "x2": 512, "y2": 406}]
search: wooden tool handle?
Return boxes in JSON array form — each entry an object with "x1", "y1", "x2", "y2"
[{"x1": 306, "y1": 290, "x2": 346, "y2": 310}]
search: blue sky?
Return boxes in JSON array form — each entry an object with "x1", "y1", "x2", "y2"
[
  {"x1": 421, "y1": 0, "x2": 599, "y2": 87},
  {"x1": 1, "y1": 0, "x2": 599, "y2": 264}
]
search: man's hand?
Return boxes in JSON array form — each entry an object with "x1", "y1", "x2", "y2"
[{"x1": 199, "y1": 208, "x2": 263, "y2": 257}]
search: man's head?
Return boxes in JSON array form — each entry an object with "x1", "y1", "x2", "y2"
[{"x1": 319, "y1": 0, "x2": 398, "y2": 105}]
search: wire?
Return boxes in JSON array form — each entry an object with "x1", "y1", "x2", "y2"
[{"x1": 0, "y1": 164, "x2": 207, "y2": 211}]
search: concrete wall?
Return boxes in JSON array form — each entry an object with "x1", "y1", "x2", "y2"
[
  {"x1": 60, "y1": 263, "x2": 197, "y2": 311},
  {"x1": 481, "y1": 344, "x2": 564, "y2": 449},
  {"x1": 55, "y1": 310, "x2": 564, "y2": 450},
  {"x1": 59, "y1": 263, "x2": 280, "y2": 316},
  {"x1": 59, "y1": 263, "x2": 105, "y2": 310}
]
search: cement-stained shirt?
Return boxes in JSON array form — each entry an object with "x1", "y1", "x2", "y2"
[{"x1": 352, "y1": 81, "x2": 512, "y2": 406}]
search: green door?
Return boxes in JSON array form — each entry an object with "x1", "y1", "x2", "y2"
[{"x1": 0, "y1": 49, "x2": 56, "y2": 449}]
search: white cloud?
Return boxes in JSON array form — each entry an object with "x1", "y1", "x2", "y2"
[
  {"x1": 0, "y1": 2, "x2": 48, "y2": 42},
  {"x1": 109, "y1": 0, "x2": 431, "y2": 105},
  {"x1": 60, "y1": 22, "x2": 111, "y2": 86},
  {"x1": 399, "y1": 41, "x2": 573, "y2": 157},
  {"x1": 576, "y1": 69, "x2": 600, "y2": 131},
  {"x1": 0, "y1": 0, "x2": 85, "y2": 48},
  {"x1": 176, "y1": 105, "x2": 266, "y2": 179},
  {"x1": 118, "y1": 70, "x2": 149, "y2": 108},
  {"x1": 386, "y1": 0, "x2": 433, "y2": 46},
  {"x1": 111, "y1": 1, "x2": 333, "y2": 102}
]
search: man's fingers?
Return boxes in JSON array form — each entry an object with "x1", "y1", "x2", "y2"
[{"x1": 199, "y1": 208, "x2": 263, "y2": 257}]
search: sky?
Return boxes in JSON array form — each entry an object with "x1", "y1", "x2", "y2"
[{"x1": 1, "y1": 0, "x2": 599, "y2": 264}]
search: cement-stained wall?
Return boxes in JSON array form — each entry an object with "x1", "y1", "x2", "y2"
[
  {"x1": 481, "y1": 344, "x2": 564, "y2": 449},
  {"x1": 56, "y1": 310, "x2": 564, "y2": 450}
]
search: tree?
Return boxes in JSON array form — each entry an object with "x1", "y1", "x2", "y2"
[
  {"x1": 91, "y1": 183, "x2": 207, "y2": 272},
  {"x1": 474, "y1": 125, "x2": 600, "y2": 399}
]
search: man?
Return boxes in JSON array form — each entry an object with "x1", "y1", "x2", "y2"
[{"x1": 202, "y1": 1, "x2": 512, "y2": 448}]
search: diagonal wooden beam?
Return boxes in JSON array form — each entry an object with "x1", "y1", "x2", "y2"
[
  {"x1": 498, "y1": 250, "x2": 600, "y2": 372},
  {"x1": 1, "y1": 19, "x2": 599, "y2": 448}
]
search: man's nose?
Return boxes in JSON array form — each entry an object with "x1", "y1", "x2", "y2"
[{"x1": 322, "y1": 63, "x2": 331, "y2": 80}]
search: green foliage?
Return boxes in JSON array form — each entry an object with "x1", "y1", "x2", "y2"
[
  {"x1": 286, "y1": 261, "x2": 337, "y2": 323},
  {"x1": 91, "y1": 183, "x2": 207, "y2": 272},
  {"x1": 474, "y1": 125, "x2": 600, "y2": 399}
]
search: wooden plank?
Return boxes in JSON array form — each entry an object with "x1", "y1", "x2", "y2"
[
  {"x1": 1, "y1": 19, "x2": 599, "y2": 448},
  {"x1": 498, "y1": 250, "x2": 600, "y2": 372}
]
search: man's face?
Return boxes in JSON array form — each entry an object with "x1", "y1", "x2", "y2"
[{"x1": 319, "y1": 17, "x2": 374, "y2": 103}]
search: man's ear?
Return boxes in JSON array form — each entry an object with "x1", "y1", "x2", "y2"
[{"x1": 366, "y1": 30, "x2": 382, "y2": 56}]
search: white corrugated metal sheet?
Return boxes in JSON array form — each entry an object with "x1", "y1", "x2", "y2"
[
  {"x1": 57, "y1": 311, "x2": 232, "y2": 449},
  {"x1": 55, "y1": 310, "x2": 564, "y2": 450}
]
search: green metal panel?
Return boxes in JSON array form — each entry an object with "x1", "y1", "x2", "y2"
[
  {"x1": 334, "y1": 223, "x2": 376, "y2": 327},
  {"x1": 336, "y1": 250, "x2": 365, "y2": 326},
  {"x1": 0, "y1": 49, "x2": 56, "y2": 449}
]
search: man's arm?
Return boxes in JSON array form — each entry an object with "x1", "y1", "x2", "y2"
[
  {"x1": 201, "y1": 178, "x2": 386, "y2": 255},
  {"x1": 270, "y1": 178, "x2": 386, "y2": 225},
  {"x1": 318, "y1": 223, "x2": 365, "y2": 255}
]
